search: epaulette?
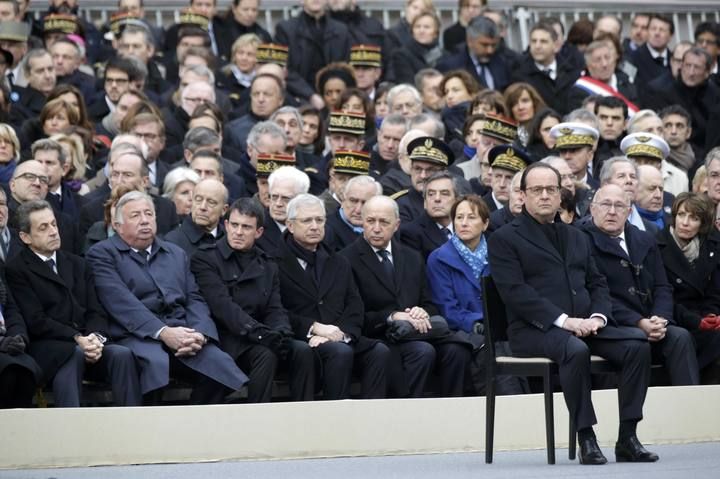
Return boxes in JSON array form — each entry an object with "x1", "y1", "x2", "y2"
[
  {"x1": 389, "y1": 189, "x2": 409, "y2": 200},
  {"x1": 304, "y1": 167, "x2": 319, "y2": 174}
]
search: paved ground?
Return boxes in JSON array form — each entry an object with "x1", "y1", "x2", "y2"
[{"x1": 1, "y1": 442, "x2": 717, "y2": 479}]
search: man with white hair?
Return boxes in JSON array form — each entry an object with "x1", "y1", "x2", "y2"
[
  {"x1": 256, "y1": 166, "x2": 310, "y2": 259},
  {"x1": 324, "y1": 175, "x2": 381, "y2": 252},
  {"x1": 387, "y1": 84, "x2": 423, "y2": 119},
  {"x1": 163, "y1": 80, "x2": 216, "y2": 148},
  {"x1": 87, "y1": 191, "x2": 249, "y2": 404},
  {"x1": 278, "y1": 193, "x2": 390, "y2": 399},
  {"x1": 635, "y1": 164, "x2": 668, "y2": 230}
]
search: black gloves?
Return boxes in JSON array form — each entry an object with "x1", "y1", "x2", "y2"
[
  {"x1": 0, "y1": 335, "x2": 26, "y2": 355},
  {"x1": 248, "y1": 325, "x2": 292, "y2": 360}
]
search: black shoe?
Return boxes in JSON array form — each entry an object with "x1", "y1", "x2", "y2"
[
  {"x1": 615, "y1": 435, "x2": 659, "y2": 462},
  {"x1": 579, "y1": 438, "x2": 608, "y2": 465}
]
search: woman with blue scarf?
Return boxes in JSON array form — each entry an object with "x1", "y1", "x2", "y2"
[{"x1": 427, "y1": 194, "x2": 490, "y2": 333}]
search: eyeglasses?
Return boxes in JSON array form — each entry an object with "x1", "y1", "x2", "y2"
[
  {"x1": 593, "y1": 201, "x2": 630, "y2": 212},
  {"x1": 292, "y1": 216, "x2": 326, "y2": 226},
  {"x1": 16, "y1": 172, "x2": 49, "y2": 184},
  {"x1": 525, "y1": 185, "x2": 560, "y2": 195}
]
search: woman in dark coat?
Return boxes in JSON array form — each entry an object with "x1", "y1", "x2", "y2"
[
  {"x1": 390, "y1": 10, "x2": 443, "y2": 84},
  {"x1": 0, "y1": 268, "x2": 42, "y2": 408},
  {"x1": 657, "y1": 192, "x2": 720, "y2": 382}
]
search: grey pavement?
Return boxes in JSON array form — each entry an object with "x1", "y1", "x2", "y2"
[{"x1": 1, "y1": 442, "x2": 718, "y2": 479}]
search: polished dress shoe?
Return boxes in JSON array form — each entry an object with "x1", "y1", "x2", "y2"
[
  {"x1": 615, "y1": 435, "x2": 659, "y2": 462},
  {"x1": 578, "y1": 437, "x2": 608, "y2": 465}
]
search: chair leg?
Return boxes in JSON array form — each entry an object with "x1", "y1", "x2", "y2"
[
  {"x1": 568, "y1": 417, "x2": 577, "y2": 460},
  {"x1": 485, "y1": 374, "x2": 496, "y2": 464},
  {"x1": 543, "y1": 368, "x2": 555, "y2": 465}
]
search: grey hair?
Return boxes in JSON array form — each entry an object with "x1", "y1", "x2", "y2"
[
  {"x1": 182, "y1": 64, "x2": 216, "y2": 86},
  {"x1": 541, "y1": 155, "x2": 567, "y2": 169},
  {"x1": 599, "y1": 156, "x2": 638, "y2": 185},
  {"x1": 361, "y1": 195, "x2": 400, "y2": 220},
  {"x1": 183, "y1": 126, "x2": 220, "y2": 152},
  {"x1": 380, "y1": 113, "x2": 409, "y2": 131},
  {"x1": 343, "y1": 174, "x2": 382, "y2": 198},
  {"x1": 162, "y1": 167, "x2": 200, "y2": 199},
  {"x1": 16, "y1": 200, "x2": 53, "y2": 235},
  {"x1": 271, "y1": 106, "x2": 304, "y2": 128},
  {"x1": 121, "y1": 25, "x2": 155, "y2": 48},
  {"x1": 583, "y1": 39, "x2": 616, "y2": 64},
  {"x1": 111, "y1": 142, "x2": 149, "y2": 177},
  {"x1": 399, "y1": 129, "x2": 428, "y2": 159},
  {"x1": 409, "y1": 112, "x2": 445, "y2": 138},
  {"x1": 23, "y1": 49, "x2": 50, "y2": 77},
  {"x1": 113, "y1": 191, "x2": 155, "y2": 224},
  {"x1": 627, "y1": 109, "x2": 661, "y2": 134},
  {"x1": 414, "y1": 68, "x2": 443, "y2": 92},
  {"x1": 684, "y1": 46, "x2": 713, "y2": 71},
  {"x1": 563, "y1": 108, "x2": 600, "y2": 132},
  {"x1": 387, "y1": 84, "x2": 422, "y2": 110},
  {"x1": 268, "y1": 166, "x2": 310, "y2": 195},
  {"x1": 287, "y1": 193, "x2": 325, "y2": 221},
  {"x1": 466, "y1": 15, "x2": 499, "y2": 39},
  {"x1": 247, "y1": 120, "x2": 287, "y2": 150},
  {"x1": 704, "y1": 146, "x2": 720, "y2": 170},
  {"x1": 31, "y1": 138, "x2": 67, "y2": 166},
  {"x1": 181, "y1": 81, "x2": 216, "y2": 103}
]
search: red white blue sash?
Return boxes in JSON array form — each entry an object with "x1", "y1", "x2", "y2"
[{"x1": 574, "y1": 75, "x2": 639, "y2": 116}]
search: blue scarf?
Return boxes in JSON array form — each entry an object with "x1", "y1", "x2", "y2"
[
  {"x1": 0, "y1": 160, "x2": 16, "y2": 184},
  {"x1": 338, "y1": 208, "x2": 364, "y2": 234},
  {"x1": 451, "y1": 233, "x2": 489, "y2": 281},
  {"x1": 636, "y1": 206, "x2": 665, "y2": 230},
  {"x1": 463, "y1": 144, "x2": 477, "y2": 159}
]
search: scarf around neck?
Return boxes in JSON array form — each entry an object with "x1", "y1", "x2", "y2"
[
  {"x1": 670, "y1": 226, "x2": 701, "y2": 264},
  {"x1": 451, "y1": 233, "x2": 489, "y2": 281}
]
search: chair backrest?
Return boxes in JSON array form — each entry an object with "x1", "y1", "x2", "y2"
[{"x1": 482, "y1": 276, "x2": 510, "y2": 356}]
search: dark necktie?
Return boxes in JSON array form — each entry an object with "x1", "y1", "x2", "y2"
[
  {"x1": 377, "y1": 249, "x2": 394, "y2": 280},
  {"x1": 45, "y1": 258, "x2": 57, "y2": 274},
  {"x1": 138, "y1": 249, "x2": 149, "y2": 263},
  {"x1": 477, "y1": 63, "x2": 494, "y2": 90},
  {"x1": 542, "y1": 68, "x2": 553, "y2": 78},
  {"x1": 6, "y1": 71, "x2": 13, "y2": 87},
  {"x1": 653, "y1": 56, "x2": 665, "y2": 66},
  {"x1": 441, "y1": 227, "x2": 451, "y2": 240}
]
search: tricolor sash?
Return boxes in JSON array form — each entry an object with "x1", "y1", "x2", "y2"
[{"x1": 574, "y1": 75, "x2": 639, "y2": 116}]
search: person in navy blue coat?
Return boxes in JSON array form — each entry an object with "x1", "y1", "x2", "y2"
[
  {"x1": 488, "y1": 164, "x2": 656, "y2": 465},
  {"x1": 582, "y1": 184, "x2": 699, "y2": 386},
  {"x1": 87, "y1": 191, "x2": 248, "y2": 404}
]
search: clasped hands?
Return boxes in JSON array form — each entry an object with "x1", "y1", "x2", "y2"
[
  {"x1": 562, "y1": 316, "x2": 605, "y2": 337},
  {"x1": 159, "y1": 327, "x2": 207, "y2": 357},
  {"x1": 637, "y1": 316, "x2": 668, "y2": 342},
  {"x1": 391, "y1": 307, "x2": 432, "y2": 334},
  {"x1": 75, "y1": 333, "x2": 105, "y2": 363},
  {"x1": 699, "y1": 314, "x2": 720, "y2": 331},
  {"x1": 309, "y1": 322, "x2": 345, "y2": 347}
]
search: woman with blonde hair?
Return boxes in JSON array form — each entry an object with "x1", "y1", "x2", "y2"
[
  {"x1": 221, "y1": 33, "x2": 261, "y2": 103},
  {"x1": 50, "y1": 132, "x2": 90, "y2": 194},
  {"x1": 0, "y1": 123, "x2": 21, "y2": 183}
]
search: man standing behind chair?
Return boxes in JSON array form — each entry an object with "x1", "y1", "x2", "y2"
[
  {"x1": 7, "y1": 200, "x2": 141, "y2": 407},
  {"x1": 87, "y1": 191, "x2": 248, "y2": 404},
  {"x1": 488, "y1": 162, "x2": 657, "y2": 465},
  {"x1": 191, "y1": 198, "x2": 314, "y2": 402}
]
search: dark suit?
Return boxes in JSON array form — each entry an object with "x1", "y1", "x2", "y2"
[
  {"x1": 488, "y1": 211, "x2": 652, "y2": 431},
  {"x1": 324, "y1": 208, "x2": 361, "y2": 252},
  {"x1": 398, "y1": 211, "x2": 450, "y2": 260},
  {"x1": 191, "y1": 241, "x2": 313, "y2": 402},
  {"x1": 46, "y1": 183, "x2": 86, "y2": 220},
  {"x1": 436, "y1": 46, "x2": 513, "y2": 92},
  {"x1": 8, "y1": 197, "x2": 81, "y2": 255},
  {"x1": 278, "y1": 239, "x2": 389, "y2": 399},
  {"x1": 6, "y1": 247, "x2": 141, "y2": 406},
  {"x1": 255, "y1": 211, "x2": 286, "y2": 260},
  {"x1": 164, "y1": 216, "x2": 222, "y2": 257},
  {"x1": 582, "y1": 222, "x2": 699, "y2": 385},
  {"x1": 509, "y1": 54, "x2": 582, "y2": 115},
  {"x1": 482, "y1": 191, "x2": 500, "y2": 213},
  {"x1": 657, "y1": 228, "x2": 720, "y2": 370},
  {"x1": 8, "y1": 85, "x2": 46, "y2": 130},
  {"x1": 630, "y1": 44, "x2": 671, "y2": 90},
  {"x1": 86, "y1": 235, "x2": 248, "y2": 402},
  {"x1": 396, "y1": 188, "x2": 425, "y2": 223},
  {"x1": 487, "y1": 207, "x2": 515, "y2": 234},
  {"x1": 340, "y1": 238, "x2": 471, "y2": 397}
]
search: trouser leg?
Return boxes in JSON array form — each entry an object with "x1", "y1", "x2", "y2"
[
  {"x1": 238, "y1": 345, "x2": 278, "y2": 403},
  {"x1": 355, "y1": 342, "x2": 390, "y2": 399},
  {"x1": 92, "y1": 344, "x2": 142, "y2": 406},
  {"x1": 315, "y1": 342, "x2": 353, "y2": 400},
  {"x1": 52, "y1": 346, "x2": 86, "y2": 407}
]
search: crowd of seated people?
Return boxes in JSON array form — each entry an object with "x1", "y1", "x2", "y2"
[{"x1": 0, "y1": 1, "x2": 719, "y2": 438}]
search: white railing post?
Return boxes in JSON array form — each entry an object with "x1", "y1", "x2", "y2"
[{"x1": 516, "y1": 7, "x2": 531, "y2": 52}]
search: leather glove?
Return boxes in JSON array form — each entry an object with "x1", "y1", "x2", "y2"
[
  {"x1": 0, "y1": 335, "x2": 26, "y2": 355},
  {"x1": 247, "y1": 324, "x2": 273, "y2": 344},
  {"x1": 699, "y1": 314, "x2": 720, "y2": 331}
]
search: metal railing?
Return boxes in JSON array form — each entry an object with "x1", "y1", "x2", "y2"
[{"x1": 29, "y1": 1, "x2": 719, "y2": 51}]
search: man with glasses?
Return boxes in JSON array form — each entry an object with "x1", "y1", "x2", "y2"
[
  {"x1": 8, "y1": 159, "x2": 81, "y2": 254},
  {"x1": 123, "y1": 112, "x2": 169, "y2": 192},
  {"x1": 88, "y1": 56, "x2": 135, "y2": 123},
  {"x1": 489, "y1": 163, "x2": 657, "y2": 465},
  {"x1": 582, "y1": 183, "x2": 699, "y2": 387},
  {"x1": 255, "y1": 165, "x2": 309, "y2": 260}
]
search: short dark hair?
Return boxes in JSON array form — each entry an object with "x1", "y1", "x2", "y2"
[
  {"x1": 594, "y1": 96, "x2": 628, "y2": 119},
  {"x1": 531, "y1": 22, "x2": 558, "y2": 42},
  {"x1": 560, "y1": 187, "x2": 577, "y2": 214},
  {"x1": 450, "y1": 194, "x2": 491, "y2": 224},
  {"x1": 423, "y1": 171, "x2": 460, "y2": 199},
  {"x1": 649, "y1": 14, "x2": 674, "y2": 35},
  {"x1": 520, "y1": 162, "x2": 561, "y2": 191},
  {"x1": 16, "y1": 200, "x2": 54, "y2": 235},
  {"x1": 694, "y1": 21, "x2": 720, "y2": 43},
  {"x1": 190, "y1": 149, "x2": 223, "y2": 175},
  {"x1": 228, "y1": 197, "x2": 264, "y2": 228},
  {"x1": 659, "y1": 104, "x2": 692, "y2": 127}
]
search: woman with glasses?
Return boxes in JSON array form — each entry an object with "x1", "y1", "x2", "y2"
[
  {"x1": 0, "y1": 123, "x2": 20, "y2": 184},
  {"x1": 657, "y1": 192, "x2": 720, "y2": 383}
]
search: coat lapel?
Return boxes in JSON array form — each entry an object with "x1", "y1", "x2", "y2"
[
  {"x1": 515, "y1": 216, "x2": 563, "y2": 263},
  {"x1": 357, "y1": 239, "x2": 396, "y2": 294},
  {"x1": 22, "y1": 247, "x2": 65, "y2": 286}
]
